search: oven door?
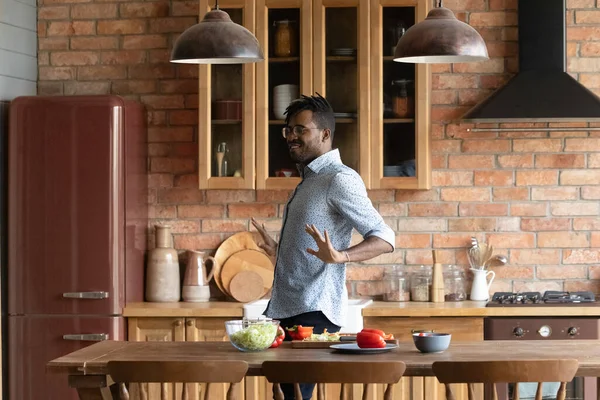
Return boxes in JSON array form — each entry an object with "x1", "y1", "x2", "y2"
[
  {"x1": 484, "y1": 317, "x2": 599, "y2": 400},
  {"x1": 496, "y1": 379, "x2": 587, "y2": 400}
]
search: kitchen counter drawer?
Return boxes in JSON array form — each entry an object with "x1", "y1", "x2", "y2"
[{"x1": 362, "y1": 317, "x2": 484, "y2": 342}]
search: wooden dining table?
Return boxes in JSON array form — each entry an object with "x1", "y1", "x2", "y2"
[{"x1": 48, "y1": 340, "x2": 600, "y2": 399}]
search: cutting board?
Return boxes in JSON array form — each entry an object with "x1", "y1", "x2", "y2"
[
  {"x1": 228, "y1": 270, "x2": 264, "y2": 303},
  {"x1": 213, "y1": 232, "x2": 271, "y2": 296},
  {"x1": 220, "y1": 249, "x2": 274, "y2": 298},
  {"x1": 291, "y1": 339, "x2": 399, "y2": 349}
]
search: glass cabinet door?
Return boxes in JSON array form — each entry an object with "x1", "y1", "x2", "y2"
[
  {"x1": 370, "y1": 0, "x2": 431, "y2": 189},
  {"x1": 313, "y1": 0, "x2": 370, "y2": 186},
  {"x1": 256, "y1": 0, "x2": 312, "y2": 189},
  {"x1": 198, "y1": 0, "x2": 257, "y2": 189}
]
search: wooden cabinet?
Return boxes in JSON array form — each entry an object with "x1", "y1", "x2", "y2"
[
  {"x1": 127, "y1": 318, "x2": 185, "y2": 400},
  {"x1": 370, "y1": 0, "x2": 431, "y2": 189},
  {"x1": 312, "y1": 0, "x2": 371, "y2": 187},
  {"x1": 363, "y1": 317, "x2": 484, "y2": 400},
  {"x1": 256, "y1": 0, "x2": 311, "y2": 189},
  {"x1": 129, "y1": 317, "x2": 262, "y2": 400},
  {"x1": 185, "y1": 318, "x2": 243, "y2": 400},
  {"x1": 198, "y1": 0, "x2": 431, "y2": 190},
  {"x1": 129, "y1": 316, "x2": 479, "y2": 400},
  {"x1": 198, "y1": 0, "x2": 257, "y2": 189}
]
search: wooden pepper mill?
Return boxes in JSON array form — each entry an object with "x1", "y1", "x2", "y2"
[{"x1": 431, "y1": 249, "x2": 445, "y2": 303}]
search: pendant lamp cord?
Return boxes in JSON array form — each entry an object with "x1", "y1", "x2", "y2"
[
  {"x1": 214, "y1": 0, "x2": 219, "y2": 10},
  {"x1": 437, "y1": 0, "x2": 443, "y2": 6}
]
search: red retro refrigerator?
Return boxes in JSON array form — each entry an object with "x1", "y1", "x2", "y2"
[{"x1": 8, "y1": 95, "x2": 148, "y2": 400}]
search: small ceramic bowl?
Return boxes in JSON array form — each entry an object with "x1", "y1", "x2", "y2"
[{"x1": 412, "y1": 332, "x2": 451, "y2": 353}]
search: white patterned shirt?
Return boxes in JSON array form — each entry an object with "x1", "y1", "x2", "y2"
[{"x1": 264, "y1": 149, "x2": 395, "y2": 327}]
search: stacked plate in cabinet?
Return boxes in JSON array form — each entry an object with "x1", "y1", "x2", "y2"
[
  {"x1": 213, "y1": 232, "x2": 275, "y2": 303},
  {"x1": 330, "y1": 48, "x2": 357, "y2": 57},
  {"x1": 273, "y1": 84, "x2": 299, "y2": 120}
]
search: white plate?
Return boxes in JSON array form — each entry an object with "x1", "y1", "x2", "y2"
[{"x1": 330, "y1": 343, "x2": 398, "y2": 354}]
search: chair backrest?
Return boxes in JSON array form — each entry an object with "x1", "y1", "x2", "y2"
[
  {"x1": 107, "y1": 360, "x2": 249, "y2": 400},
  {"x1": 432, "y1": 359, "x2": 579, "y2": 400},
  {"x1": 262, "y1": 360, "x2": 407, "y2": 400}
]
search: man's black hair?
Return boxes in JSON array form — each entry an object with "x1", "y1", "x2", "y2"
[{"x1": 284, "y1": 93, "x2": 336, "y2": 140}]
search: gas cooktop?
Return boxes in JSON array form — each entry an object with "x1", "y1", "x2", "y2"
[{"x1": 486, "y1": 291, "x2": 596, "y2": 306}]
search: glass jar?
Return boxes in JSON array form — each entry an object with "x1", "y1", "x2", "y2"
[
  {"x1": 383, "y1": 266, "x2": 410, "y2": 302},
  {"x1": 273, "y1": 20, "x2": 297, "y2": 58},
  {"x1": 410, "y1": 265, "x2": 432, "y2": 302},
  {"x1": 391, "y1": 79, "x2": 415, "y2": 118},
  {"x1": 389, "y1": 21, "x2": 407, "y2": 56},
  {"x1": 443, "y1": 265, "x2": 467, "y2": 302}
]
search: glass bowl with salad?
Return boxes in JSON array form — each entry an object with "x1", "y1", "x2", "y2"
[{"x1": 225, "y1": 318, "x2": 280, "y2": 352}]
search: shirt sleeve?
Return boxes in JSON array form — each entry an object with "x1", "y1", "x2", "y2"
[{"x1": 326, "y1": 172, "x2": 395, "y2": 250}]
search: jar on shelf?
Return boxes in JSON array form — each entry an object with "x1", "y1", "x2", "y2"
[
  {"x1": 383, "y1": 266, "x2": 410, "y2": 302},
  {"x1": 391, "y1": 79, "x2": 415, "y2": 118},
  {"x1": 410, "y1": 265, "x2": 432, "y2": 302},
  {"x1": 273, "y1": 20, "x2": 297, "y2": 58},
  {"x1": 443, "y1": 265, "x2": 467, "y2": 302},
  {"x1": 389, "y1": 21, "x2": 407, "y2": 56}
]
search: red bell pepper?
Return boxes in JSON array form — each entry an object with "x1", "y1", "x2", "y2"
[
  {"x1": 270, "y1": 325, "x2": 285, "y2": 348},
  {"x1": 286, "y1": 325, "x2": 314, "y2": 340},
  {"x1": 361, "y1": 328, "x2": 385, "y2": 337},
  {"x1": 360, "y1": 328, "x2": 394, "y2": 340},
  {"x1": 357, "y1": 329, "x2": 387, "y2": 349}
]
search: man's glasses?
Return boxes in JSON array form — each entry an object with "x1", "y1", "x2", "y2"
[{"x1": 281, "y1": 125, "x2": 322, "y2": 139}]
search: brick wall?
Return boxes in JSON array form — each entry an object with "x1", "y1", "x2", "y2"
[{"x1": 37, "y1": 0, "x2": 600, "y2": 298}]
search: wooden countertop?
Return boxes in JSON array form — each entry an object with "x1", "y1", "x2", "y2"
[
  {"x1": 364, "y1": 301, "x2": 600, "y2": 317},
  {"x1": 124, "y1": 300, "x2": 600, "y2": 318},
  {"x1": 123, "y1": 302, "x2": 243, "y2": 317}
]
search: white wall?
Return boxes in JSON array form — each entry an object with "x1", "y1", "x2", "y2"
[{"x1": 0, "y1": 0, "x2": 36, "y2": 100}]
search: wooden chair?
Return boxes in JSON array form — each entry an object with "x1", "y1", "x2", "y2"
[
  {"x1": 262, "y1": 360, "x2": 407, "y2": 400},
  {"x1": 432, "y1": 359, "x2": 579, "y2": 400},
  {"x1": 107, "y1": 360, "x2": 249, "y2": 400}
]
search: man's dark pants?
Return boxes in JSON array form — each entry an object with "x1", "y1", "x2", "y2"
[{"x1": 275, "y1": 311, "x2": 341, "y2": 400}]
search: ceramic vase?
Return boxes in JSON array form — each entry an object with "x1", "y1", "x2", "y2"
[{"x1": 145, "y1": 225, "x2": 180, "y2": 302}]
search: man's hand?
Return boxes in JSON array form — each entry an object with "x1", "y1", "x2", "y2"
[
  {"x1": 251, "y1": 217, "x2": 278, "y2": 257},
  {"x1": 305, "y1": 224, "x2": 346, "y2": 264}
]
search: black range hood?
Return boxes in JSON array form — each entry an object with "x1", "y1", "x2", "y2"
[{"x1": 462, "y1": 0, "x2": 600, "y2": 122}]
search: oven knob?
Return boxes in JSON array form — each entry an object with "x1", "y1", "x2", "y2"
[
  {"x1": 513, "y1": 327, "x2": 524, "y2": 337},
  {"x1": 568, "y1": 327, "x2": 578, "y2": 336}
]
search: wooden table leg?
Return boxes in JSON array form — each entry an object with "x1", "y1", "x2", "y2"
[{"x1": 68, "y1": 375, "x2": 113, "y2": 400}]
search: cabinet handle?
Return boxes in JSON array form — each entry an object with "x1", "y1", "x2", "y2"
[
  {"x1": 63, "y1": 291, "x2": 109, "y2": 299},
  {"x1": 63, "y1": 333, "x2": 109, "y2": 341},
  {"x1": 186, "y1": 320, "x2": 194, "y2": 327},
  {"x1": 174, "y1": 320, "x2": 183, "y2": 327}
]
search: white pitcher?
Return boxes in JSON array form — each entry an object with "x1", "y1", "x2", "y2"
[{"x1": 470, "y1": 268, "x2": 495, "y2": 301}]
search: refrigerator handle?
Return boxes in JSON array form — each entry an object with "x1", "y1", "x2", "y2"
[
  {"x1": 63, "y1": 333, "x2": 109, "y2": 341},
  {"x1": 63, "y1": 291, "x2": 109, "y2": 299}
]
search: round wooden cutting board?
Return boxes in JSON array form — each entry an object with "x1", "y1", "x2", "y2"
[
  {"x1": 220, "y1": 249, "x2": 274, "y2": 299},
  {"x1": 213, "y1": 232, "x2": 266, "y2": 296},
  {"x1": 229, "y1": 271, "x2": 264, "y2": 303}
]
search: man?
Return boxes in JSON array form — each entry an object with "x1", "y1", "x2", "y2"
[{"x1": 251, "y1": 93, "x2": 395, "y2": 400}]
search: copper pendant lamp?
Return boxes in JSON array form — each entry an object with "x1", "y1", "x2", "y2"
[
  {"x1": 394, "y1": 0, "x2": 488, "y2": 63},
  {"x1": 171, "y1": 0, "x2": 264, "y2": 64}
]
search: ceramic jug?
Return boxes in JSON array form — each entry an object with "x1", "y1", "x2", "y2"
[
  {"x1": 469, "y1": 268, "x2": 495, "y2": 301},
  {"x1": 182, "y1": 250, "x2": 217, "y2": 302},
  {"x1": 146, "y1": 225, "x2": 180, "y2": 302}
]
